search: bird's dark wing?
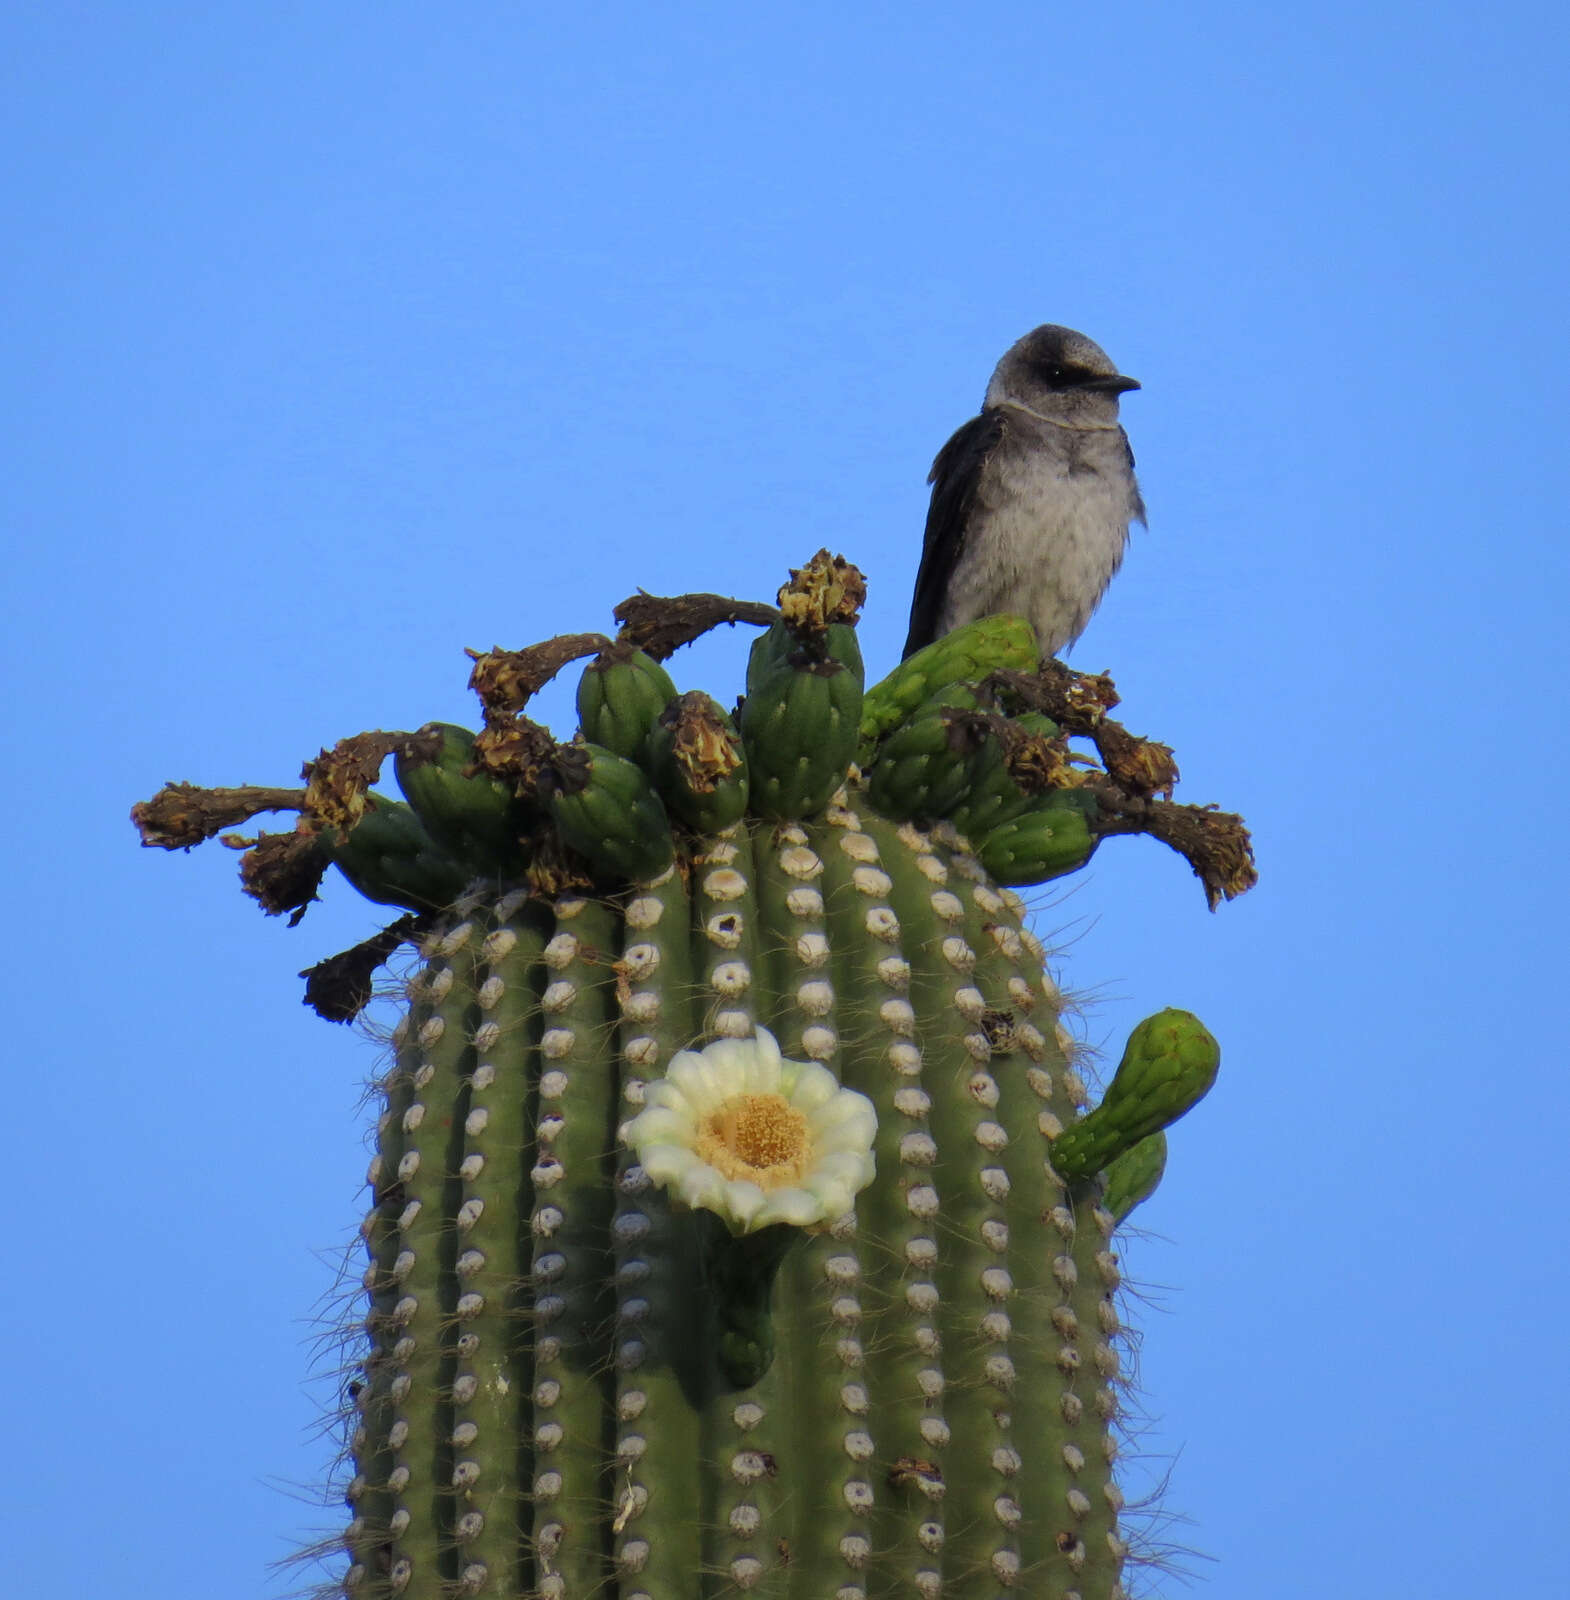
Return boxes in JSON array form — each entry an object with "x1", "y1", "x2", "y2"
[
  {"x1": 902, "y1": 409, "x2": 1010, "y2": 659},
  {"x1": 1121, "y1": 429, "x2": 1147, "y2": 525}
]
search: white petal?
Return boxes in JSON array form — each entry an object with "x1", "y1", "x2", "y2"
[
  {"x1": 692, "y1": 1037, "x2": 756, "y2": 1099},
  {"x1": 638, "y1": 1143, "x2": 702, "y2": 1184},
  {"x1": 753, "y1": 1185, "x2": 828, "y2": 1227},
  {"x1": 807, "y1": 1091, "x2": 876, "y2": 1142},
  {"x1": 810, "y1": 1149, "x2": 877, "y2": 1190},
  {"x1": 646, "y1": 1079, "x2": 699, "y2": 1116},
  {"x1": 666, "y1": 1053, "x2": 727, "y2": 1113},
  {"x1": 626, "y1": 1106, "x2": 696, "y2": 1147},
  {"x1": 723, "y1": 1180, "x2": 768, "y2": 1227},
  {"x1": 782, "y1": 1059, "x2": 842, "y2": 1112},
  {"x1": 704, "y1": 1044, "x2": 748, "y2": 1099},
  {"x1": 700, "y1": 1035, "x2": 745, "y2": 1069},
  {"x1": 744, "y1": 1035, "x2": 781, "y2": 1093},
  {"x1": 803, "y1": 1107, "x2": 877, "y2": 1145},
  {"x1": 677, "y1": 1163, "x2": 727, "y2": 1211},
  {"x1": 805, "y1": 1179, "x2": 855, "y2": 1217},
  {"x1": 806, "y1": 1161, "x2": 872, "y2": 1216}
]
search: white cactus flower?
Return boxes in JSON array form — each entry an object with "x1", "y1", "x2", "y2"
[{"x1": 626, "y1": 1028, "x2": 877, "y2": 1233}]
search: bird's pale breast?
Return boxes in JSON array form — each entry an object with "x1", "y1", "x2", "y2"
[{"x1": 937, "y1": 422, "x2": 1136, "y2": 657}]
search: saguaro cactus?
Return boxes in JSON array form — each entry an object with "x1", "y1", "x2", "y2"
[{"x1": 132, "y1": 552, "x2": 1254, "y2": 1600}]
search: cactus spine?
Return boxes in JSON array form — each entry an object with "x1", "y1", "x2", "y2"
[{"x1": 131, "y1": 551, "x2": 1256, "y2": 1600}]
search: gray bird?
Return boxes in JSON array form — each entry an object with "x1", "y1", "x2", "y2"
[{"x1": 902, "y1": 324, "x2": 1145, "y2": 661}]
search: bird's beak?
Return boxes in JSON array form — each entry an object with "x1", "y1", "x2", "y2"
[{"x1": 1080, "y1": 374, "x2": 1141, "y2": 395}]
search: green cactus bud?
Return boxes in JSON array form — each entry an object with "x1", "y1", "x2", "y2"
[
  {"x1": 1103, "y1": 1130, "x2": 1168, "y2": 1224},
  {"x1": 859, "y1": 611, "x2": 1038, "y2": 745},
  {"x1": 575, "y1": 644, "x2": 679, "y2": 762},
  {"x1": 646, "y1": 690, "x2": 751, "y2": 831},
  {"x1": 747, "y1": 617, "x2": 866, "y2": 694},
  {"x1": 740, "y1": 655, "x2": 862, "y2": 819},
  {"x1": 864, "y1": 700, "x2": 976, "y2": 821},
  {"x1": 911, "y1": 681, "x2": 986, "y2": 714},
  {"x1": 945, "y1": 711, "x2": 1064, "y2": 842},
  {"x1": 976, "y1": 799, "x2": 1097, "y2": 886},
  {"x1": 1032, "y1": 781, "x2": 1100, "y2": 823},
  {"x1": 544, "y1": 740, "x2": 676, "y2": 880},
  {"x1": 745, "y1": 622, "x2": 785, "y2": 693},
  {"x1": 393, "y1": 722, "x2": 527, "y2": 870},
  {"x1": 325, "y1": 795, "x2": 472, "y2": 910},
  {"x1": 1050, "y1": 1007, "x2": 1221, "y2": 1181}
]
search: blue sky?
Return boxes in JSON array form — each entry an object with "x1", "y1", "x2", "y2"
[{"x1": 5, "y1": 4, "x2": 1567, "y2": 1595}]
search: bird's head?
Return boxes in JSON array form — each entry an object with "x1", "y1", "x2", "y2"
[{"x1": 985, "y1": 324, "x2": 1140, "y2": 426}]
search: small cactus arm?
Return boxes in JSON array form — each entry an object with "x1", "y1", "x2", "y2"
[
  {"x1": 1048, "y1": 1011, "x2": 1221, "y2": 1183},
  {"x1": 1102, "y1": 1133, "x2": 1169, "y2": 1227},
  {"x1": 130, "y1": 550, "x2": 1256, "y2": 1600}
]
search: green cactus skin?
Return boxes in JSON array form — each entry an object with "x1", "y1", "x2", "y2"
[
  {"x1": 858, "y1": 614, "x2": 1038, "y2": 747},
  {"x1": 739, "y1": 657, "x2": 863, "y2": 821},
  {"x1": 343, "y1": 804, "x2": 1155, "y2": 1600},
  {"x1": 646, "y1": 691, "x2": 751, "y2": 832},
  {"x1": 1049, "y1": 1008, "x2": 1221, "y2": 1183},
  {"x1": 326, "y1": 796, "x2": 471, "y2": 911},
  {"x1": 746, "y1": 620, "x2": 866, "y2": 696},
  {"x1": 1102, "y1": 1132, "x2": 1167, "y2": 1226},
  {"x1": 544, "y1": 742, "x2": 676, "y2": 881},
  {"x1": 702, "y1": 1217, "x2": 801, "y2": 1389},
  {"x1": 576, "y1": 646, "x2": 680, "y2": 763},
  {"x1": 394, "y1": 723, "x2": 526, "y2": 869},
  {"x1": 975, "y1": 802, "x2": 1097, "y2": 887},
  {"x1": 944, "y1": 713, "x2": 1060, "y2": 844},
  {"x1": 863, "y1": 703, "x2": 977, "y2": 824}
]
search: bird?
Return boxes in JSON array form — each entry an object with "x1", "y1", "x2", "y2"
[{"x1": 902, "y1": 324, "x2": 1145, "y2": 661}]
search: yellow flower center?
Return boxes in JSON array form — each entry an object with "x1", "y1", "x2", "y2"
[{"x1": 695, "y1": 1093, "x2": 811, "y2": 1189}]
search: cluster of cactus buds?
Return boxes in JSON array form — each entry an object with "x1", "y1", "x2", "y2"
[{"x1": 132, "y1": 552, "x2": 1254, "y2": 1600}]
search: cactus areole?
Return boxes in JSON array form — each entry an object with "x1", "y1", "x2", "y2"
[{"x1": 132, "y1": 552, "x2": 1256, "y2": 1600}]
